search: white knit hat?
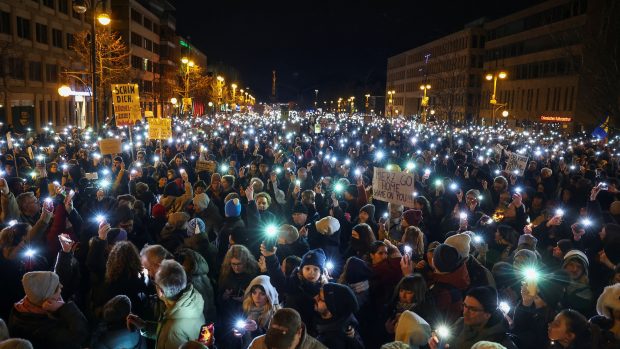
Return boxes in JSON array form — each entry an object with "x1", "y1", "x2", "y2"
[
  {"x1": 445, "y1": 233, "x2": 471, "y2": 258},
  {"x1": 596, "y1": 283, "x2": 620, "y2": 319},
  {"x1": 315, "y1": 216, "x2": 340, "y2": 235}
]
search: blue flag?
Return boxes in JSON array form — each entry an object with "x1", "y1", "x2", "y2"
[{"x1": 592, "y1": 116, "x2": 610, "y2": 139}]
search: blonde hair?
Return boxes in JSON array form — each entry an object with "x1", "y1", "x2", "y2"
[
  {"x1": 242, "y1": 284, "x2": 280, "y2": 328},
  {"x1": 402, "y1": 226, "x2": 424, "y2": 256},
  {"x1": 219, "y1": 245, "x2": 259, "y2": 284}
]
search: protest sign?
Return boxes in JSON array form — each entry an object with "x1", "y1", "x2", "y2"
[
  {"x1": 112, "y1": 84, "x2": 142, "y2": 126},
  {"x1": 372, "y1": 167, "x2": 416, "y2": 207},
  {"x1": 195, "y1": 160, "x2": 216, "y2": 173},
  {"x1": 147, "y1": 118, "x2": 172, "y2": 140},
  {"x1": 505, "y1": 152, "x2": 529, "y2": 176},
  {"x1": 99, "y1": 138, "x2": 122, "y2": 155}
]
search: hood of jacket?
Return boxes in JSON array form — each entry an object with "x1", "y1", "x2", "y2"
[
  {"x1": 165, "y1": 284, "x2": 204, "y2": 320},
  {"x1": 182, "y1": 248, "x2": 210, "y2": 276},
  {"x1": 244, "y1": 275, "x2": 279, "y2": 306},
  {"x1": 433, "y1": 262, "x2": 470, "y2": 290},
  {"x1": 395, "y1": 310, "x2": 432, "y2": 349}
]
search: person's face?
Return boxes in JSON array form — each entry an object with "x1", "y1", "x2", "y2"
[
  {"x1": 259, "y1": 164, "x2": 268, "y2": 174},
  {"x1": 96, "y1": 189, "x2": 105, "y2": 201},
  {"x1": 113, "y1": 160, "x2": 122, "y2": 169},
  {"x1": 256, "y1": 197, "x2": 269, "y2": 211},
  {"x1": 119, "y1": 219, "x2": 134, "y2": 233},
  {"x1": 599, "y1": 227, "x2": 607, "y2": 241},
  {"x1": 49, "y1": 283, "x2": 63, "y2": 302},
  {"x1": 230, "y1": 257, "x2": 244, "y2": 274},
  {"x1": 195, "y1": 186, "x2": 205, "y2": 195},
  {"x1": 494, "y1": 231, "x2": 505, "y2": 245},
  {"x1": 564, "y1": 261, "x2": 584, "y2": 280},
  {"x1": 548, "y1": 313, "x2": 575, "y2": 344},
  {"x1": 211, "y1": 177, "x2": 221, "y2": 190},
  {"x1": 23, "y1": 196, "x2": 40, "y2": 216},
  {"x1": 370, "y1": 246, "x2": 388, "y2": 265},
  {"x1": 137, "y1": 153, "x2": 145, "y2": 162},
  {"x1": 221, "y1": 179, "x2": 231, "y2": 189},
  {"x1": 493, "y1": 181, "x2": 504, "y2": 192},
  {"x1": 50, "y1": 164, "x2": 58, "y2": 172},
  {"x1": 552, "y1": 245, "x2": 563, "y2": 258},
  {"x1": 466, "y1": 194, "x2": 478, "y2": 207},
  {"x1": 297, "y1": 168, "x2": 307, "y2": 180},
  {"x1": 462, "y1": 296, "x2": 491, "y2": 326},
  {"x1": 302, "y1": 265, "x2": 321, "y2": 283},
  {"x1": 314, "y1": 289, "x2": 332, "y2": 319},
  {"x1": 358, "y1": 211, "x2": 369, "y2": 223},
  {"x1": 251, "y1": 287, "x2": 267, "y2": 307},
  {"x1": 399, "y1": 289, "x2": 415, "y2": 303},
  {"x1": 141, "y1": 256, "x2": 160, "y2": 279},
  {"x1": 413, "y1": 201, "x2": 423, "y2": 210},
  {"x1": 292, "y1": 213, "x2": 307, "y2": 226},
  {"x1": 158, "y1": 177, "x2": 167, "y2": 187},
  {"x1": 167, "y1": 171, "x2": 175, "y2": 180},
  {"x1": 175, "y1": 157, "x2": 183, "y2": 166},
  {"x1": 250, "y1": 164, "x2": 257, "y2": 172}
]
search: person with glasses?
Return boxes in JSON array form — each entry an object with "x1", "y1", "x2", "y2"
[{"x1": 428, "y1": 286, "x2": 517, "y2": 349}]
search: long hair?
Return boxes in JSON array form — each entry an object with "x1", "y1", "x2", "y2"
[
  {"x1": 219, "y1": 245, "x2": 259, "y2": 284},
  {"x1": 558, "y1": 309, "x2": 591, "y2": 349},
  {"x1": 414, "y1": 196, "x2": 432, "y2": 219},
  {"x1": 402, "y1": 226, "x2": 424, "y2": 257},
  {"x1": 105, "y1": 241, "x2": 142, "y2": 283},
  {"x1": 242, "y1": 284, "x2": 280, "y2": 328},
  {"x1": 389, "y1": 274, "x2": 427, "y2": 305}
]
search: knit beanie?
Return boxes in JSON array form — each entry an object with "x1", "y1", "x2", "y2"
[
  {"x1": 103, "y1": 295, "x2": 132, "y2": 324},
  {"x1": 432, "y1": 243, "x2": 462, "y2": 273},
  {"x1": 562, "y1": 250, "x2": 589, "y2": 276},
  {"x1": 402, "y1": 209, "x2": 423, "y2": 226},
  {"x1": 596, "y1": 283, "x2": 620, "y2": 319},
  {"x1": 394, "y1": 310, "x2": 432, "y2": 349},
  {"x1": 604, "y1": 237, "x2": 620, "y2": 265},
  {"x1": 22, "y1": 271, "x2": 60, "y2": 306},
  {"x1": 517, "y1": 234, "x2": 538, "y2": 250},
  {"x1": 513, "y1": 249, "x2": 538, "y2": 267},
  {"x1": 344, "y1": 257, "x2": 372, "y2": 284},
  {"x1": 300, "y1": 248, "x2": 326, "y2": 271},
  {"x1": 135, "y1": 182, "x2": 149, "y2": 195},
  {"x1": 0, "y1": 339, "x2": 33, "y2": 349},
  {"x1": 322, "y1": 282, "x2": 359, "y2": 318},
  {"x1": 225, "y1": 198, "x2": 241, "y2": 217},
  {"x1": 359, "y1": 204, "x2": 375, "y2": 220},
  {"x1": 445, "y1": 233, "x2": 471, "y2": 258},
  {"x1": 187, "y1": 218, "x2": 206, "y2": 237},
  {"x1": 193, "y1": 193, "x2": 210, "y2": 212},
  {"x1": 557, "y1": 239, "x2": 573, "y2": 255},
  {"x1": 467, "y1": 286, "x2": 498, "y2": 313},
  {"x1": 315, "y1": 216, "x2": 340, "y2": 235},
  {"x1": 164, "y1": 181, "x2": 182, "y2": 197},
  {"x1": 292, "y1": 202, "x2": 308, "y2": 215}
]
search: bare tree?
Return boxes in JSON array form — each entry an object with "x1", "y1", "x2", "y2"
[{"x1": 428, "y1": 52, "x2": 471, "y2": 126}]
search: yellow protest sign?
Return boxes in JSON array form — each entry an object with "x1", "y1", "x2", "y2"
[
  {"x1": 182, "y1": 98, "x2": 192, "y2": 112},
  {"x1": 112, "y1": 84, "x2": 142, "y2": 126},
  {"x1": 147, "y1": 117, "x2": 172, "y2": 140}
]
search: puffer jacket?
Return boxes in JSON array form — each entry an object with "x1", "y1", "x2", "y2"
[{"x1": 142, "y1": 285, "x2": 205, "y2": 349}]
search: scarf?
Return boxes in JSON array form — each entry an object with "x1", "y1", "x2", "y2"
[
  {"x1": 14, "y1": 297, "x2": 49, "y2": 315},
  {"x1": 396, "y1": 301, "x2": 415, "y2": 314}
]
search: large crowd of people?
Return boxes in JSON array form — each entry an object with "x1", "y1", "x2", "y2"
[{"x1": 0, "y1": 113, "x2": 619, "y2": 349}]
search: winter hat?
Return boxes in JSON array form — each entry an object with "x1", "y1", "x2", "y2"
[
  {"x1": 445, "y1": 233, "x2": 471, "y2": 258},
  {"x1": 22, "y1": 271, "x2": 60, "y2": 306},
  {"x1": 300, "y1": 248, "x2": 326, "y2": 271},
  {"x1": 557, "y1": 239, "x2": 573, "y2": 254},
  {"x1": 604, "y1": 237, "x2": 620, "y2": 265},
  {"x1": 151, "y1": 203, "x2": 166, "y2": 218},
  {"x1": 292, "y1": 202, "x2": 308, "y2": 215},
  {"x1": 610, "y1": 201, "x2": 620, "y2": 216},
  {"x1": 513, "y1": 249, "x2": 538, "y2": 267},
  {"x1": 345, "y1": 184, "x2": 358, "y2": 198},
  {"x1": 467, "y1": 286, "x2": 498, "y2": 313},
  {"x1": 187, "y1": 218, "x2": 206, "y2": 236},
  {"x1": 164, "y1": 181, "x2": 182, "y2": 197},
  {"x1": 193, "y1": 193, "x2": 210, "y2": 212},
  {"x1": 394, "y1": 310, "x2": 432, "y2": 349},
  {"x1": 359, "y1": 204, "x2": 376, "y2": 219},
  {"x1": 344, "y1": 257, "x2": 372, "y2": 284},
  {"x1": 321, "y1": 282, "x2": 359, "y2": 318},
  {"x1": 402, "y1": 209, "x2": 423, "y2": 226},
  {"x1": 106, "y1": 228, "x2": 127, "y2": 245},
  {"x1": 103, "y1": 295, "x2": 132, "y2": 324},
  {"x1": 315, "y1": 216, "x2": 340, "y2": 235},
  {"x1": 0, "y1": 339, "x2": 33, "y2": 349},
  {"x1": 563, "y1": 249, "x2": 589, "y2": 275},
  {"x1": 224, "y1": 198, "x2": 241, "y2": 217},
  {"x1": 168, "y1": 212, "x2": 190, "y2": 229},
  {"x1": 517, "y1": 234, "x2": 538, "y2": 250},
  {"x1": 596, "y1": 283, "x2": 620, "y2": 319},
  {"x1": 432, "y1": 243, "x2": 463, "y2": 273}
]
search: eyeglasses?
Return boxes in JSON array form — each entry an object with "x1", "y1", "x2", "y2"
[
  {"x1": 462, "y1": 303, "x2": 486, "y2": 313},
  {"x1": 231, "y1": 262, "x2": 244, "y2": 267}
]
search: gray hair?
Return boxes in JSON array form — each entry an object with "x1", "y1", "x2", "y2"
[
  {"x1": 16, "y1": 192, "x2": 36, "y2": 211},
  {"x1": 140, "y1": 244, "x2": 172, "y2": 263},
  {"x1": 155, "y1": 260, "x2": 187, "y2": 300},
  {"x1": 0, "y1": 338, "x2": 34, "y2": 349}
]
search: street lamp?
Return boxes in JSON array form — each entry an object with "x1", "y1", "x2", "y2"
[
  {"x1": 180, "y1": 57, "x2": 195, "y2": 116},
  {"x1": 387, "y1": 90, "x2": 395, "y2": 117},
  {"x1": 314, "y1": 89, "x2": 319, "y2": 109},
  {"x1": 72, "y1": 0, "x2": 110, "y2": 130},
  {"x1": 502, "y1": 110, "x2": 509, "y2": 117},
  {"x1": 349, "y1": 96, "x2": 355, "y2": 115},
  {"x1": 365, "y1": 94, "x2": 370, "y2": 114},
  {"x1": 58, "y1": 85, "x2": 72, "y2": 97},
  {"x1": 485, "y1": 70, "x2": 508, "y2": 124},
  {"x1": 419, "y1": 84, "x2": 431, "y2": 123}
]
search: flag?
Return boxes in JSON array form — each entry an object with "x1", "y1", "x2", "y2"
[{"x1": 592, "y1": 116, "x2": 610, "y2": 139}]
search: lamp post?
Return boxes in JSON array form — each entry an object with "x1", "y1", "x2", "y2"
[
  {"x1": 387, "y1": 90, "x2": 395, "y2": 117},
  {"x1": 485, "y1": 71, "x2": 507, "y2": 125},
  {"x1": 180, "y1": 57, "x2": 195, "y2": 116},
  {"x1": 365, "y1": 94, "x2": 370, "y2": 114},
  {"x1": 314, "y1": 89, "x2": 319, "y2": 109},
  {"x1": 337, "y1": 98, "x2": 342, "y2": 113},
  {"x1": 216, "y1": 75, "x2": 224, "y2": 112},
  {"x1": 231, "y1": 83, "x2": 237, "y2": 110},
  {"x1": 349, "y1": 96, "x2": 355, "y2": 115},
  {"x1": 419, "y1": 84, "x2": 431, "y2": 123},
  {"x1": 72, "y1": 0, "x2": 110, "y2": 131}
]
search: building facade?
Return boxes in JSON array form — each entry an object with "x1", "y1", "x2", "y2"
[
  {"x1": 0, "y1": 0, "x2": 90, "y2": 132},
  {"x1": 386, "y1": 22, "x2": 486, "y2": 122},
  {"x1": 387, "y1": 0, "x2": 619, "y2": 127}
]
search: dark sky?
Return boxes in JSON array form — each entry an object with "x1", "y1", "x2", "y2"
[{"x1": 174, "y1": 0, "x2": 543, "y2": 105}]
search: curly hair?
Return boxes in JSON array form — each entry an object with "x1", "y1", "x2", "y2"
[
  {"x1": 105, "y1": 241, "x2": 142, "y2": 283},
  {"x1": 219, "y1": 244, "x2": 259, "y2": 284}
]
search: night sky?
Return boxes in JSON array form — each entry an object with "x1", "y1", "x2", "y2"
[{"x1": 174, "y1": 0, "x2": 543, "y2": 105}]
